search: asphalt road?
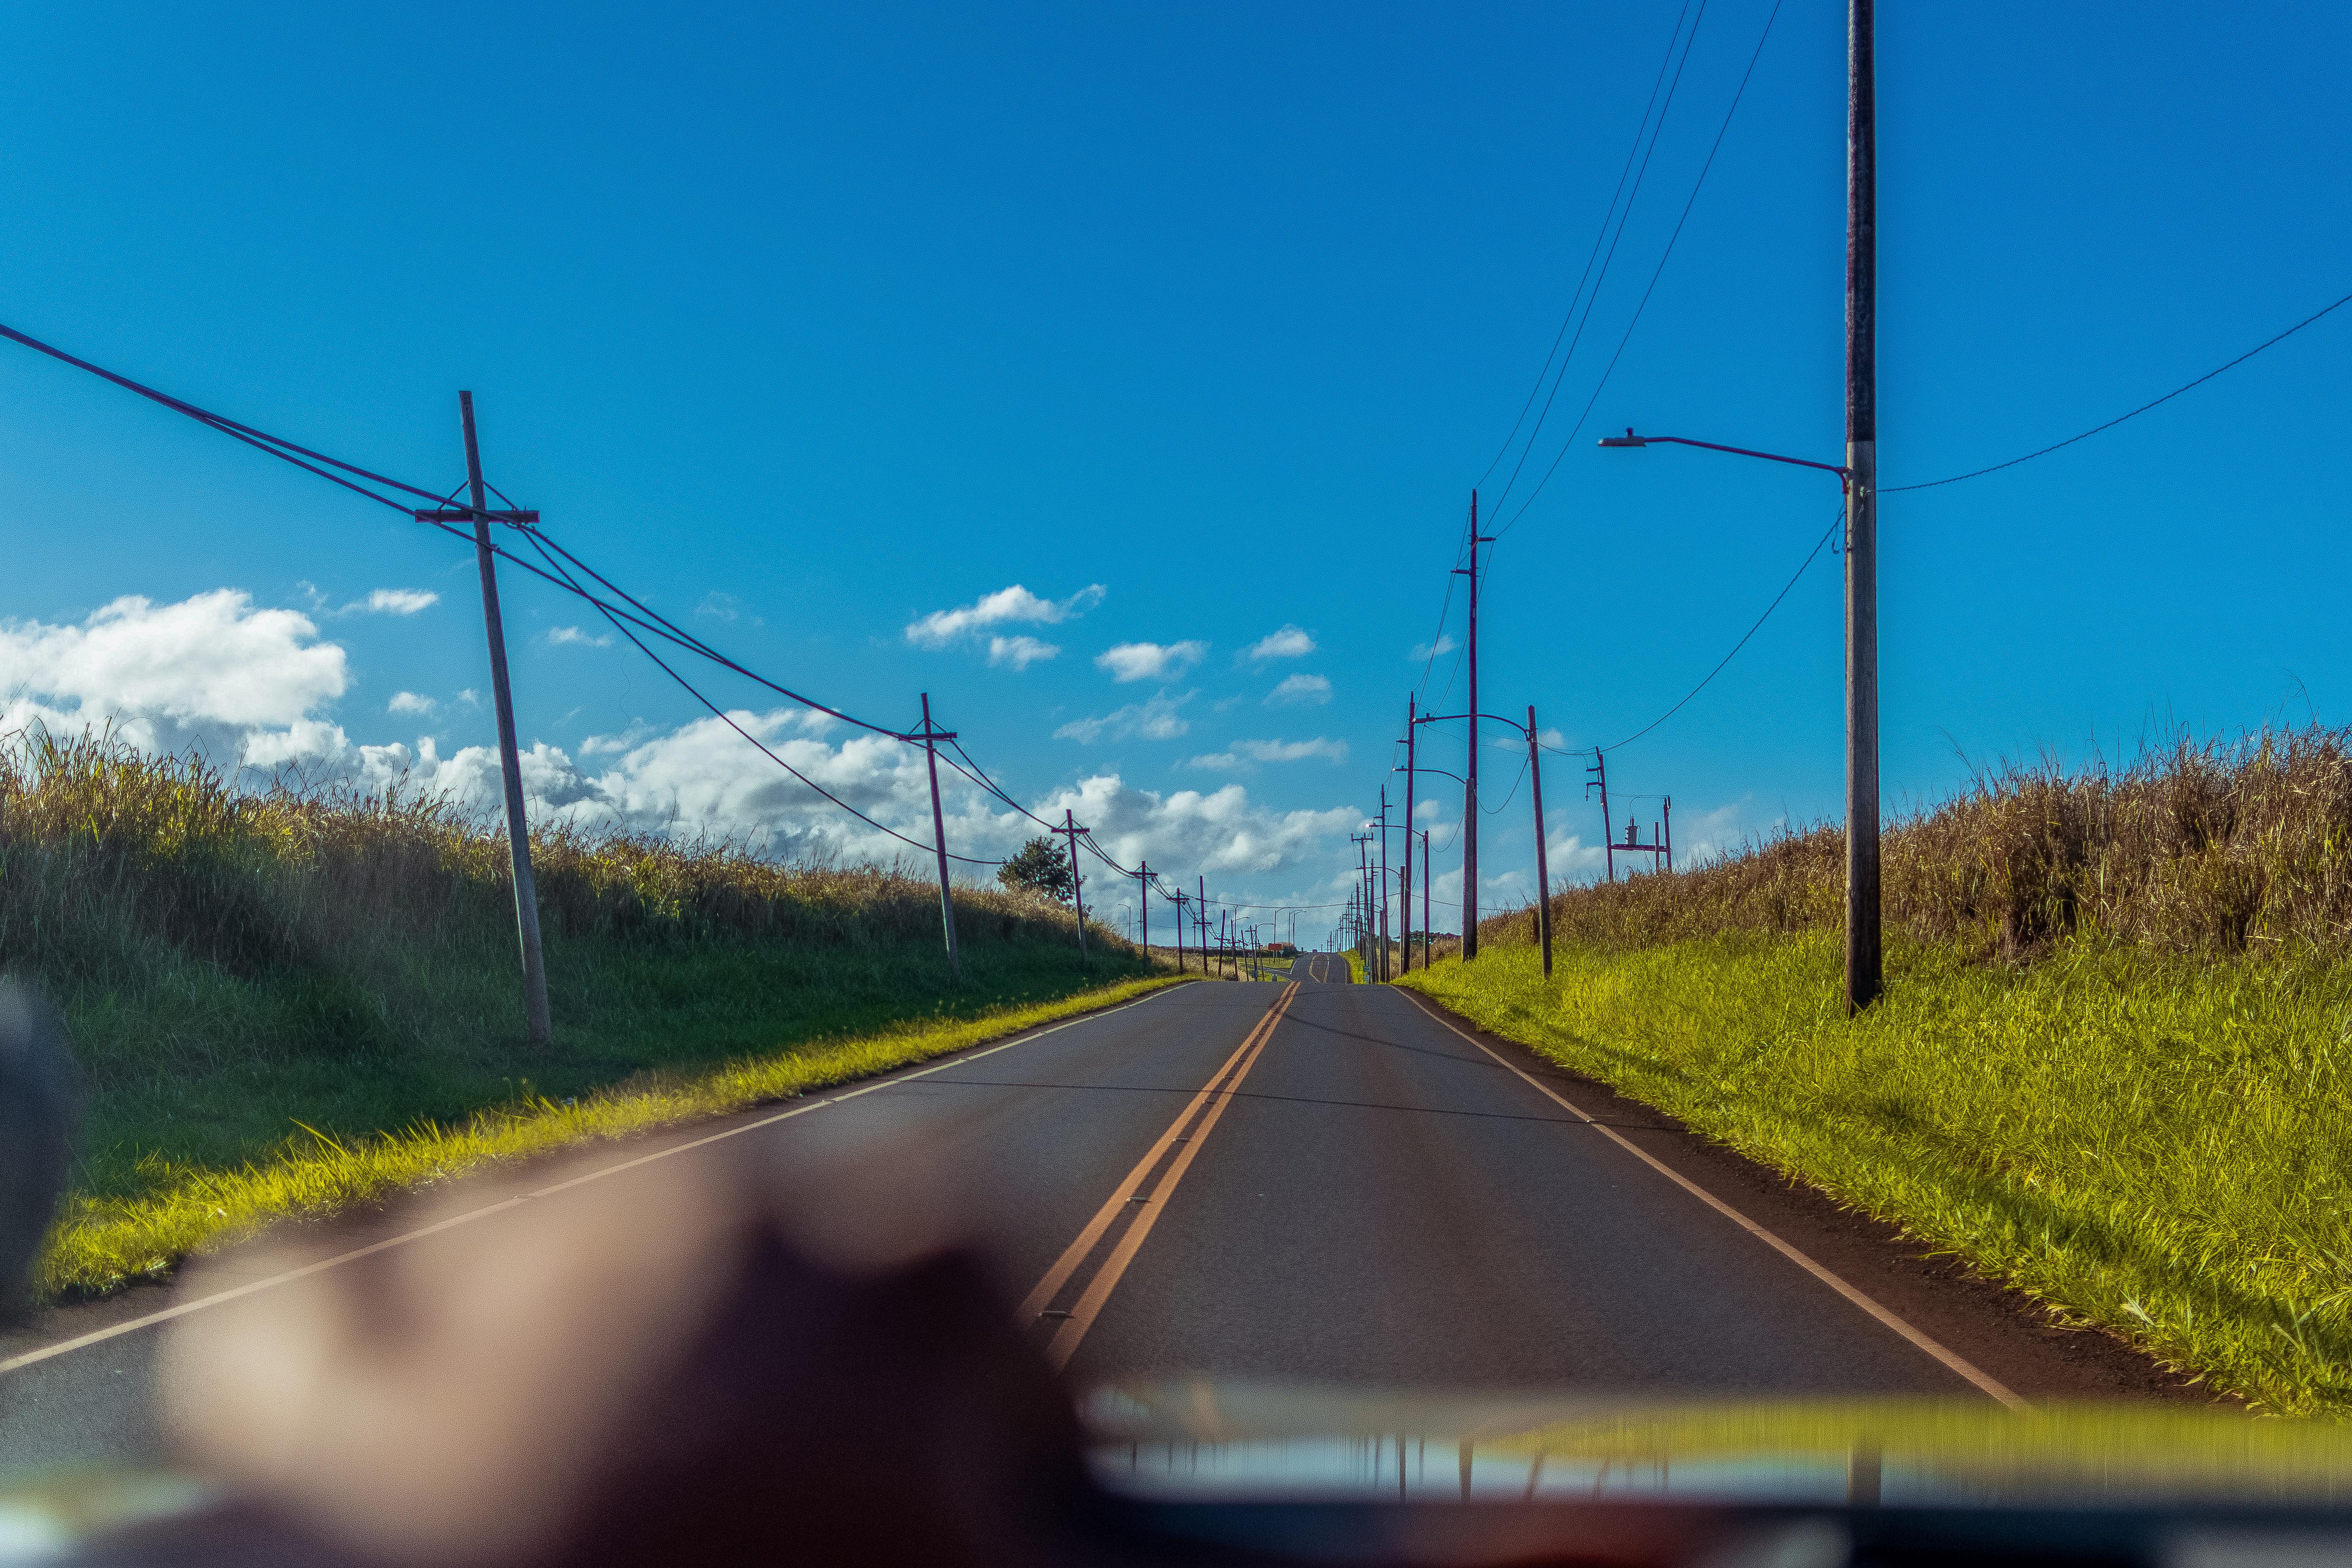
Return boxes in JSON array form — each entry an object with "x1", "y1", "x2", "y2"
[{"x1": 0, "y1": 971, "x2": 2186, "y2": 1475}]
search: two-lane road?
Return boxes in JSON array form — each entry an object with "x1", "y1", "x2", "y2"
[{"x1": 0, "y1": 970, "x2": 2175, "y2": 1473}]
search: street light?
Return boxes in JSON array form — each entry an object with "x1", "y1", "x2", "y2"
[{"x1": 1599, "y1": 425, "x2": 1878, "y2": 1012}]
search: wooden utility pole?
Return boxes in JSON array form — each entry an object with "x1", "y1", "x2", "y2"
[
  {"x1": 1527, "y1": 705, "x2": 1552, "y2": 979},
  {"x1": 1052, "y1": 809, "x2": 1088, "y2": 959},
  {"x1": 1171, "y1": 887, "x2": 1188, "y2": 974},
  {"x1": 442, "y1": 392, "x2": 550, "y2": 1045},
  {"x1": 1400, "y1": 696, "x2": 1416, "y2": 974},
  {"x1": 1419, "y1": 829, "x2": 1432, "y2": 971},
  {"x1": 1377, "y1": 784, "x2": 1391, "y2": 982},
  {"x1": 1458, "y1": 493, "x2": 1486, "y2": 959},
  {"x1": 1585, "y1": 750, "x2": 1615, "y2": 885},
  {"x1": 1846, "y1": 0, "x2": 1882, "y2": 1012},
  {"x1": 918, "y1": 693, "x2": 962, "y2": 983},
  {"x1": 1136, "y1": 859, "x2": 1151, "y2": 964}
]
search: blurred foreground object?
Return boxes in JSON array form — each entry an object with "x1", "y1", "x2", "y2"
[
  {"x1": 154, "y1": 1160, "x2": 1085, "y2": 1567},
  {"x1": 0, "y1": 978, "x2": 83, "y2": 1323}
]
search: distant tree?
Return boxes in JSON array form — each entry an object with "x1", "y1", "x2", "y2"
[{"x1": 997, "y1": 836, "x2": 1075, "y2": 902}]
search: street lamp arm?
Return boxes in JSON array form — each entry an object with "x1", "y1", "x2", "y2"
[
  {"x1": 1598, "y1": 430, "x2": 1849, "y2": 486},
  {"x1": 1396, "y1": 763, "x2": 1465, "y2": 785}
]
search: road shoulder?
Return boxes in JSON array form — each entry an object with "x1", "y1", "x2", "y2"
[{"x1": 1389, "y1": 985, "x2": 2224, "y2": 1407}]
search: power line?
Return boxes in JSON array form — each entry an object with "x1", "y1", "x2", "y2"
[
  {"x1": 0, "y1": 318, "x2": 918, "y2": 744},
  {"x1": 521, "y1": 534, "x2": 999, "y2": 866},
  {"x1": 1884, "y1": 289, "x2": 2352, "y2": 493},
  {"x1": 1474, "y1": 0, "x2": 1699, "y2": 496},
  {"x1": 1486, "y1": 1, "x2": 1710, "y2": 521},
  {"x1": 1541, "y1": 502, "x2": 1842, "y2": 759},
  {"x1": 1497, "y1": 0, "x2": 1784, "y2": 538}
]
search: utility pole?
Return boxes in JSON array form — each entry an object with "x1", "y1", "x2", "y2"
[
  {"x1": 1527, "y1": 705, "x2": 1552, "y2": 980},
  {"x1": 1455, "y1": 493, "x2": 1494, "y2": 960},
  {"x1": 1052, "y1": 809, "x2": 1088, "y2": 960},
  {"x1": 421, "y1": 392, "x2": 550, "y2": 1046},
  {"x1": 1136, "y1": 859, "x2": 1151, "y2": 964},
  {"x1": 1198, "y1": 877, "x2": 1209, "y2": 977},
  {"x1": 1400, "y1": 696, "x2": 1416, "y2": 974},
  {"x1": 1419, "y1": 828, "x2": 1432, "y2": 971},
  {"x1": 1598, "y1": 763, "x2": 1614, "y2": 882},
  {"x1": 1377, "y1": 785, "x2": 1391, "y2": 982},
  {"x1": 1846, "y1": 0, "x2": 1882, "y2": 1013},
  {"x1": 917, "y1": 693, "x2": 962, "y2": 983}
]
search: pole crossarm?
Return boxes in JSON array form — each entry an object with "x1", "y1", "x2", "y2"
[{"x1": 415, "y1": 506, "x2": 540, "y2": 526}]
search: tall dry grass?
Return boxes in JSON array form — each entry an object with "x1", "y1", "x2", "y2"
[
  {"x1": 1497, "y1": 727, "x2": 2352, "y2": 963},
  {"x1": 0, "y1": 727, "x2": 1124, "y2": 1094}
]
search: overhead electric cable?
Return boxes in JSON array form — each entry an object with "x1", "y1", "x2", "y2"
[
  {"x1": 1542, "y1": 503, "x2": 1842, "y2": 758},
  {"x1": 0, "y1": 320, "x2": 914, "y2": 742},
  {"x1": 1486, "y1": 1, "x2": 1710, "y2": 520},
  {"x1": 1474, "y1": 0, "x2": 1697, "y2": 493},
  {"x1": 1497, "y1": 0, "x2": 1783, "y2": 537},
  {"x1": 1884, "y1": 290, "x2": 2352, "y2": 493},
  {"x1": 522, "y1": 534, "x2": 999, "y2": 865}
]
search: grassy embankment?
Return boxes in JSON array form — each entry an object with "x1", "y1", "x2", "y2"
[
  {"x1": 1401, "y1": 730, "x2": 2352, "y2": 1415},
  {"x1": 2, "y1": 733, "x2": 1175, "y2": 1299}
]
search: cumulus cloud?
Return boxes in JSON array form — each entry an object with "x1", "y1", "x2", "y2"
[
  {"x1": 547, "y1": 626, "x2": 613, "y2": 648},
  {"x1": 365, "y1": 589, "x2": 439, "y2": 616},
  {"x1": 1410, "y1": 634, "x2": 1457, "y2": 661},
  {"x1": 382, "y1": 717, "x2": 1350, "y2": 883},
  {"x1": 988, "y1": 634, "x2": 1059, "y2": 670},
  {"x1": 1029, "y1": 773, "x2": 1358, "y2": 882},
  {"x1": 1185, "y1": 737, "x2": 1348, "y2": 770},
  {"x1": 1054, "y1": 691, "x2": 1192, "y2": 744},
  {"x1": 1094, "y1": 640, "x2": 1206, "y2": 683},
  {"x1": 1241, "y1": 625, "x2": 1315, "y2": 662},
  {"x1": 904, "y1": 583, "x2": 1104, "y2": 651},
  {"x1": 0, "y1": 590, "x2": 350, "y2": 765},
  {"x1": 0, "y1": 585, "x2": 1372, "y2": 909},
  {"x1": 1264, "y1": 673, "x2": 1331, "y2": 708}
]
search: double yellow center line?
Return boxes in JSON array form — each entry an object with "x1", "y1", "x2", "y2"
[{"x1": 1018, "y1": 980, "x2": 1299, "y2": 1369}]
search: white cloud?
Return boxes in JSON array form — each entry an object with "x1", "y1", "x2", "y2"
[
  {"x1": 0, "y1": 585, "x2": 1372, "y2": 901},
  {"x1": 579, "y1": 720, "x2": 659, "y2": 757},
  {"x1": 547, "y1": 626, "x2": 613, "y2": 648},
  {"x1": 904, "y1": 583, "x2": 1105, "y2": 651},
  {"x1": 988, "y1": 634, "x2": 1059, "y2": 670},
  {"x1": 1241, "y1": 625, "x2": 1315, "y2": 662},
  {"x1": 364, "y1": 589, "x2": 439, "y2": 616},
  {"x1": 0, "y1": 590, "x2": 349, "y2": 766},
  {"x1": 457, "y1": 689, "x2": 481, "y2": 707},
  {"x1": 1029, "y1": 774, "x2": 1358, "y2": 881},
  {"x1": 1095, "y1": 640, "x2": 1207, "y2": 683},
  {"x1": 1054, "y1": 691, "x2": 1192, "y2": 744},
  {"x1": 1264, "y1": 673, "x2": 1331, "y2": 708},
  {"x1": 1185, "y1": 737, "x2": 1349, "y2": 770},
  {"x1": 1410, "y1": 634, "x2": 1457, "y2": 661}
]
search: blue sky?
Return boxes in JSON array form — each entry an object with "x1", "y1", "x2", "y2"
[{"x1": 0, "y1": 2, "x2": 2344, "y2": 946}]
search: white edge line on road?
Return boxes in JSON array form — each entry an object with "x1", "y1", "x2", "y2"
[
  {"x1": 1393, "y1": 988, "x2": 2029, "y2": 1410},
  {"x1": 0, "y1": 984, "x2": 1190, "y2": 1379}
]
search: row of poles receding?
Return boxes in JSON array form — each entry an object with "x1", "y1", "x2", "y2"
[
  {"x1": 436, "y1": 388, "x2": 1332, "y2": 1035},
  {"x1": 1374, "y1": 0, "x2": 1876, "y2": 1011}
]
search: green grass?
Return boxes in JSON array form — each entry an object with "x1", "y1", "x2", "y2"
[
  {"x1": 1401, "y1": 934, "x2": 2352, "y2": 1416},
  {"x1": 50, "y1": 969, "x2": 1187, "y2": 1298},
  {"x1": 0, "y1": 730, "x2": 1180, "y2": 1299}
]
